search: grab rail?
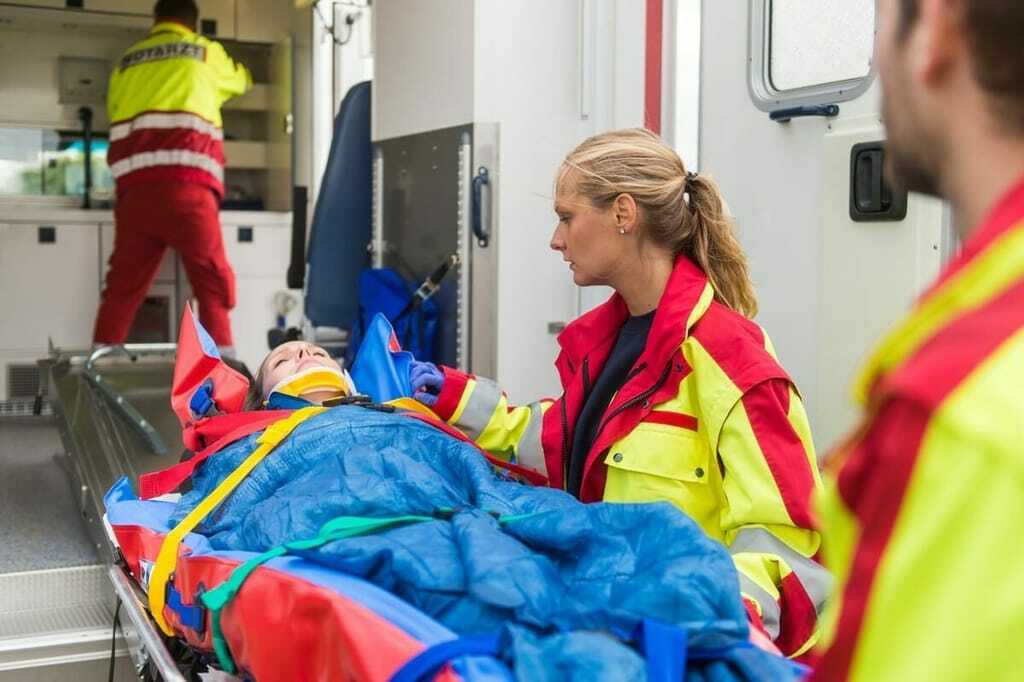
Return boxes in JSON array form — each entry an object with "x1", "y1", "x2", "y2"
[{"x1": 84, "y1": 344, "x2": 177, "y2": 456}]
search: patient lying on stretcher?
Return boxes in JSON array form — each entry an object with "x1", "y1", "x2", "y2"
[{"x1": 242, "y1": 340, "x2": 358, "y2": 411}]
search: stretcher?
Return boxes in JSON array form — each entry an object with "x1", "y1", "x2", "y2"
[{"x1": 58, "y1": 310, "x2": 802, "y2": 681}]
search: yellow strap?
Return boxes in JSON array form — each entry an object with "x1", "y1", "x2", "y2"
[
  {"x1": 385, "y1": 397, "x2": 441, "y2": 419},
  {"x1": 147, "y1": 407, "x2": 325, "y2": 635}
]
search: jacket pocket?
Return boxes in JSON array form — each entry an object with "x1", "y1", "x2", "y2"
[{"x1": 602, "y1": 423, "x2": 718, "y2": 531}]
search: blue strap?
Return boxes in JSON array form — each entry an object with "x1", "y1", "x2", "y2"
[
  {"x1": 189, "y1": 379, "x2": 216, "y2": 419},
  {"x1": 389, "y1": 633, "x2": 502, "y2": 682},
  {"x1": 636, "y1": 618, "x2": 687, "y2": 682},
  {"x1": 165, "y1": 583, "x2": 205, "y2": 633}
]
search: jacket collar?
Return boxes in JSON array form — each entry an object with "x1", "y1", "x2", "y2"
[
  {"x1": 854, "y1": 176, "x2": 1024, "y2": 404},
  {"x1": 558, "y1": 255, "x2": 715, "y2": 370},
  {"x1": 151, "y1": 20, "x2": 196, "y2": 37}
]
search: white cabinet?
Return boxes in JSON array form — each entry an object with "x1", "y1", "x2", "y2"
[
  {"x1": 219, "y1": 219, "x2": 301, "y2": 372},
  {"x1": 235, "y1": 0, "x2": 290, "y2": 44},
  {"x1": 0, "y1": 222, "x2": 100, "y2": 351},
  {"x1": 196, "y1": 0, "x2": 236, "y2": 40},
  {"x1": 79, "y1": 0, "x2": 151, "y2": 16},
  {"x1": 220, "y1": 221, "x2": 291, "y2": 277},
  {"x1": 0, "y1": 0, "x2": 66, "y2": 8}
]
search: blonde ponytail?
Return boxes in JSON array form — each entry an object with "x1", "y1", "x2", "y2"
[
  {"x1": 683, "y1": 173, "x2": 758, "y2": 317},
  {"x1": 558, "y1": 128, "x2": 758, "y2": 317}
]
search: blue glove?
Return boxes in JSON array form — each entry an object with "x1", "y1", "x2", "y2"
[{"x1": 410, "y1": 361, "x2": 444, "y2": 407}]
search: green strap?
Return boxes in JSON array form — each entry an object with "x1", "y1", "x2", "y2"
[{"x1": 198, "y1": 512, "x2": 534, "y2": 674}]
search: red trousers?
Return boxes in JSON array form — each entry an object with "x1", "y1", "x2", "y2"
[{"x1": 93, "y1": 182, "x2": 236, "y2": 346}]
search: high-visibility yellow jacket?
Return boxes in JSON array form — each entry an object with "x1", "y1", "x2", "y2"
[
  {"x1": 107, "y1": 21, "x2": 251, "y2": 197},
  {"x1": 432, "y1": 255, "x2": 830, "y2": 657},
  {"x1": 810, "y1": 178, "x2": 1024, "y2": 681}
]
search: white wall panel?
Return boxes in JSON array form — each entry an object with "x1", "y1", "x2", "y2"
[{"x1": 372, "y1": 0, "x2": 474, "y2": 141}]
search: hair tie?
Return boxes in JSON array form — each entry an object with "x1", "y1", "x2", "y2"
[{"x1": 684, "y1": 171, "x2": 698, "y2": 213}]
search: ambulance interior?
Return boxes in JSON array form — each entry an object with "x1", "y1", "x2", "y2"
[{"x1": 0, "y1": 1, "x2": 951, "y2": 679}]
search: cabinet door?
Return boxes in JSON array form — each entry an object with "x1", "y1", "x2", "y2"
[
  {"x1": 235, "y1": 0, "x2": 291, "y2": 44},
  {"x1": 99, "y1": 223, "x2": 177, "y2": 285},
  {"x1": 0, "y1": 223, "x2": 100, "y2": 351},
  {"x1": 220, "y1": 221, "x2": 291, "y2": 277},
  {"x1": 196, "y1": 0, "x2": 235, "y2": 40},
  {"x1": 219, "y1": 221, "x2": 299, "y2": 372},
  {"x1": 0, "y1": 0, "x2": 66, "y2": 8},
  {"x1": 80, "y1": 0, "x2": 150, "y2": 16},
  {"x1": 0, "y1": 0, "x2": 65, "y2": 6}
]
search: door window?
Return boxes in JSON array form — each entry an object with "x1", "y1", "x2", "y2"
[{"x1": 750, "y1": 0, "x2": 876, "y2": 110}]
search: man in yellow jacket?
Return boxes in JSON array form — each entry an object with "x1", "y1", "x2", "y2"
[
  {"x1": 93, "y1": 0, "x2": 251, "y2": 349},
  {"x1": 812, "y1": 1, "x2": 1024, "y2": 679}
]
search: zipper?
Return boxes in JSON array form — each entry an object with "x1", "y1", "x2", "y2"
[
  {"x1": 560, "y1": 398, "x2": 571, "y2": 490},
  {"x1": 561, "y1": 357, "x2": 590, "y2": 491},
  {"x1": 592, "y1": 358, "x2": 674, "y2": 448},
  {"x1": 624, "y1": 362, "x2": 647, "y2": 384}
]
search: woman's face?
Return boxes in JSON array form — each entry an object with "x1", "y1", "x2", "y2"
[
  {"x1": 260, "y1": 341, "x2": 341, "y2": 398},
  {"x1": 550, "y1": 185, "x2": 632, "y2": 287}
]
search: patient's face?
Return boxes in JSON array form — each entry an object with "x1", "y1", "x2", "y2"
[{"x1": 260, "y1": 342, "x2": 341, "y2": 398}]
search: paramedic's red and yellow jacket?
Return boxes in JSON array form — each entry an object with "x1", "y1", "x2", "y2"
[
  {"x1": 811, "y1": 179, "x2": 1024, "y2": 681},
  {"x1": 107, "y1": 20, "x2": 251, "y2": 197},
  {"x1": 432, "y1": 256, "x2": 830, "y2": 657}
]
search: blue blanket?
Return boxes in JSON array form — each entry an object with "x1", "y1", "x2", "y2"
[{"x1": 172, "y1": 407, "x2": 801, "y2": 681}]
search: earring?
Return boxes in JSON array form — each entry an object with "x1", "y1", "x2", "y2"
[{"x1": 619, "y1": 228, "x2": 626, "y2": 235}]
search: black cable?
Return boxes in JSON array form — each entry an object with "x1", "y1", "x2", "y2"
[
  {"x1": 108, "y1": 599, "x2": 122, "y2": 682},
  {"x1": 312, "y1": 0, "x2": 360, "y2": 46}
]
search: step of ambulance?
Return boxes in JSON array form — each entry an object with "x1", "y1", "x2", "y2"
[{"x1": 0, "y1": 565, "x2": 135, "y2": 681}]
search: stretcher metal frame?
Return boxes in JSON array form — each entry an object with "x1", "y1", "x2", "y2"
[{"x1": 43, "y1": 343, "x2": 188, "y2": 679}]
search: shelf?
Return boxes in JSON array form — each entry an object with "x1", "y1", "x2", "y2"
[
  {"x1": 223, "y1": 140, "x2": 268, "y2": 169},
  {"x1": 223, "y1": 83, "x2": 271, "y2": 111},
  {"x1": 0, "y1": 3, "x2": 150, "y2": 34}
]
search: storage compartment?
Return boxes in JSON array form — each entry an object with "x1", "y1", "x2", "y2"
[{"x1": 0, "y1": 223, "x2": 100, "y2": 351}]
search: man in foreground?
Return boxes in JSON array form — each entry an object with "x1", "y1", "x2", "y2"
[{"x1": 812, "y1": 0, "x2": 1024, "y2": 679}]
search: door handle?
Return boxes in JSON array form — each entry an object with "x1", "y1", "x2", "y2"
[
  {"x1": 472, "y1": 166, "x2": 491, "y2": 248},
  {"x1": 849, "y1": 141, "x2": 908, "y2": 222},
  {"x1": 770, "y1": 104, "x2": 840, "y2": 123}
]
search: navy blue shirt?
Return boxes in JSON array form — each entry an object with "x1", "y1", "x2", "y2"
[{"x1": 567, "y1": 311, "x2": 655, "y2": 497}]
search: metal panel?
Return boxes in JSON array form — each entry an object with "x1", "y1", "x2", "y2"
[
  {"x1": 375, "y1": 124, "x2": 499, "y2": 373},
  {"x1": 470, "y1": 123, "x2": 499, "y2": 378},
  {"x1": 0, "y1": 564, "x2": 131, "y2": 676}
]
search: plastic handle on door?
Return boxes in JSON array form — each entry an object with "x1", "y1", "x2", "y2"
[
  {"x1": 769, "y1": 104, "x2": 840, "y2": 123},
  {"x1": 472, "y1": 166, "x2": 491, "y2": 248}
]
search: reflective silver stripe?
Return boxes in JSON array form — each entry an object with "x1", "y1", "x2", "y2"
[
  {"x1": 110, "y1": 112, "x2": 224, "y2": 142},
  {"x1": 110, "y1": 150, "x2": 224, "y2": 183},
  {"x1": 454, "y1": 376, "x2": 504, "y2": 440},
  {"x1": 738, "y1": 573, "x2": 781, "y2": 639},
  {"x1": 514, "y1": 403, "x2": 547, "y2": 475},
  {"x1": 729, "y1": 527, "x2": 832, "y2": 614}
]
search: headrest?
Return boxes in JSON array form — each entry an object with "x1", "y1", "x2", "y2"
[
  {"x1": 349, "y1": 313, "x2": 414, "y2": 403},
  {"x1": 171, "y1": 304, "x2": 250, "y2": 427}
]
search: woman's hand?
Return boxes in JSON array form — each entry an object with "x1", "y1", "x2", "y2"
[{"x1": 410, "y1": 361, "x2": 444, "y2": 406}]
